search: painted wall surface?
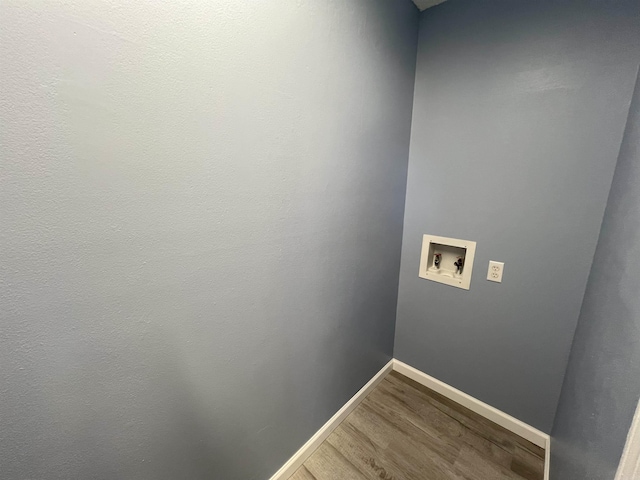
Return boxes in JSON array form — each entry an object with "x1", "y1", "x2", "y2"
[
  {"x1": 550, "y1": 70, "x2": 640, "y2": 480},
  {"x1": 394, "y1": 0, "x2": 640, "y2": 432},
  {"x1": 0, "y1": 1, "x2": 418, "y2": 479}
]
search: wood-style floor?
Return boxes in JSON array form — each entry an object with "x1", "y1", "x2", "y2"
[{"x1": 289, "y1": 371, "x2": 545, "y2": 480}]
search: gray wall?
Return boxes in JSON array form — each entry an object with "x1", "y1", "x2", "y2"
[
  {"x1": 394, "y1": 0, "x2": 640, "y2": 432},
  {"x1": 550, "y1": 69, "x2": 640, "y2": 480},
  {"x1": 0, "y1": 1, "x2": 418, "y2": 479}
]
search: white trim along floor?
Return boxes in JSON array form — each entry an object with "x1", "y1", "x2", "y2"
[{"x1": 615, "y1": 398, "x2": 640, "y2": 480}]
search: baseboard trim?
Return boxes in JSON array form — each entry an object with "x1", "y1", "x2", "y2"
[
  {"x1": 392, "y1": 359, "x2": 549, "y2": 449},
  {"x1": 545, "y1": 436, "x2": 551, "y2": 480},
  {"x1": 270, "y1": 358, "x2": 550, "y2": 480},
  {"x1": 615, "y1": 398, "x2": 640, "y2": 480},
  {"x1": 268, "y1": 359, "x2": 394, "y2": 480}
]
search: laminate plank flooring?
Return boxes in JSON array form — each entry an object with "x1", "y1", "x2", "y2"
[{"x1": 289, "y1": 371, "x2": 544, "y2": 480}]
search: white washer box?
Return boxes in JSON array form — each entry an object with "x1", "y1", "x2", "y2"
[{"x1": 418, "y1": 234, "x2": 477, "y2": 290}]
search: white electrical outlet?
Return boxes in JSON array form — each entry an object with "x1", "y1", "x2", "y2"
[{"x1": 487, "y1": 261, "x2": 504, "y2": 283}]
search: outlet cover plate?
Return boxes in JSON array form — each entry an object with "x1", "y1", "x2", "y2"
[{"x1": 487, "y1": 261, "x2": 504, "y2": 283}]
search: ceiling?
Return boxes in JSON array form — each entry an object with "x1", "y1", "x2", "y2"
[{"x1": 412, "y1": 0, "x2": 449, "y2": 11}]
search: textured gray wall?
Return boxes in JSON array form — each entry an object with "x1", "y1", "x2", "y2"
[
  {"x1": 394, "y1": 0, "x2": 640, "y2": 432},
  {"x1": 550, "y1": 69, "x2": 640, "y2": 480},
  {"x1": 0, "y1": 1, "x2": 418, "y2": 479}
]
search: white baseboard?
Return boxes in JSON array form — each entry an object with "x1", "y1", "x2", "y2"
[
  {"x1": 615, "y1": 399, "x2": 640, "y2": 480},
  {"x1": 268, "y1": 359, "x2": 394, "y2": 480},
  {"x1": 270, "y1": 358, "x2": 550, "y2": 480},
  {"x1": 545, "y1": 436, "x2": 551, "y2": 480}
]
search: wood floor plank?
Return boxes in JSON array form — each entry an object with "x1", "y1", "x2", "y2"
[
  {"x1": 454, "y1": 445, "x2": 525, "y2": 480},
  {"x1": 364, "y1": 386, "x2": 460, "y2": 464},
  {"x1": 510, "y1": 444, "x2": 545, "y2": 480},
  {"x1": 336, "y1": 418, "x2": 456, "y2": 480},
  {"x1": 288, "y1": 372, "x2": 544, "y2": 480},
  {"x1": 377, "y1": 379, "x2": 513, "y2": 469},
  {"x1": 389, "y1": 371, "x2": 545, "y2": 459},
  {"x1": 375, "y1": 379, "x2": 467, "y2": 441},
  {"x1": 460, "y1": 427, "x2": 513, "y2": 470},
  {"x1": 383, "y1": 379, "x2": 512, "y2": 464},
  {"x1": 386, "y1": 372, "x2": 544, "y2": 459},
  {"x1": 289, "y1": 465, "x2": 317, "y2": 480},
  {"x1": 327, "y1": 423, "x2": 408, "y2": 480},
  {"x1": 303, "y1": 442, "x2": 369, "y2": 480},
  {"x1": 384, "y1": 373, "x2": 515, "y2": 453},
  {"x1": 350, "y1": 401, "x2": 464, "y2": 479}
]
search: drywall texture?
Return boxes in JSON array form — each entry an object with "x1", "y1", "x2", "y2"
[
  {"x1": 394, "y1": 0, "x2": 640, "y2": 432},
  {"x1": 0, "y1": 1, "x2": 418, "y2": 479},
  {"x1": 550, "y1": 69, "x2": 640, "y2": 480}
]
